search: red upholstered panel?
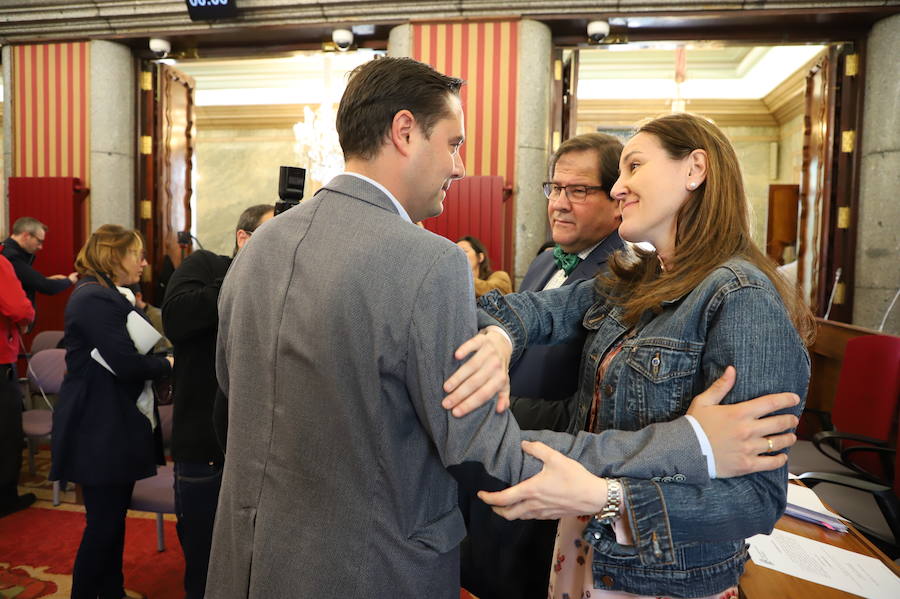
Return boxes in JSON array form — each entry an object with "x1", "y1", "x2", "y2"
[
  {"x1": 831, "y1": 334, "x2": 900, "y2": 477},
  {"x1": 8, "y1": 176, "x2": 87, "y2": 343},
  {"x1": 424, "y1": 175, "x2": 510, "y2": 277}
]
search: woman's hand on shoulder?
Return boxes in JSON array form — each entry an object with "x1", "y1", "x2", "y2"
[{"x1": 442, "y1": 326, "x2": 512, "y2": 417}]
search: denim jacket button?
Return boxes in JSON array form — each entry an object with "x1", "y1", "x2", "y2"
[
  {"x1": 603, "y1": 384, "x2": 614, "y2": 396},
  {"x1": 662, "y1": 476, "x2": 673, "y2": 483},
  {"x1": 651, "y1": 476, "x2": 661, "y2": 482},
  {"x1": 593, "y1": 531, "x2": 601, "y2": 540},
  {"x1": 600, "y1": 574, "x2": 614, "y2": 587},
  {"x1": 674, "y1": 473, "x2": 686, "y2": 482}
]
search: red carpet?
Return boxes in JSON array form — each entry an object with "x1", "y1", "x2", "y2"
[{"x1": 0, "y1": 506, "x2": 184, "y2": 598}]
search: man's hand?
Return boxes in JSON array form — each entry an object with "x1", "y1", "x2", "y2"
[
  {"x1": 688, "y1": 366, "x2": 800, "y2": 478},
  {"x1": 442, "y1": 326, "x2": 512, "y2": 417},
  {"x1": 477, "y1": 440, "x2": 607, "y2": 520},
  {"x1": 67, "y1": 272, "x2": 78, "y2": 284},
  {"x1": 48, "y1": 274, "x2": 67, "y2": 280}
]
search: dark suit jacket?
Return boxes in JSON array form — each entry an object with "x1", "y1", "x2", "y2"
[
  {"x1": 461, "y1": 232, "x2": 624, "y2": 599},
  {"x1": 50, "y1": 277, "x2": 170, "y2": 485},
  {"x1": 510, "y1": 232, "x2": 625, "y2": 412}
]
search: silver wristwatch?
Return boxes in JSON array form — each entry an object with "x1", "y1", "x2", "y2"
[{"x1": 594, "y1": 478, "x2": 622, "y2": 524}]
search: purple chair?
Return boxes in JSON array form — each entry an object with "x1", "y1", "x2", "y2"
[
  {"x1": 130, "y1": 403, "x2": 176, "y2": 551},
  {"x1": 25, "y1": 348, "x2": 66, "y2": 505}
]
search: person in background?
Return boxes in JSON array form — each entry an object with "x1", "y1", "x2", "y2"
[
  {"x1": 460, "y1": 132, "x2": 625, "y2": 599},
  {"x1": 2, "y1": 217, "x2": 78, "y2": 311},
  {"x1": 50, "y1": 225, "x2": 172, "y2": 599},
  {"x1": 161, "y1": 203, "x2": 273, "y2": 599},
  {"x1": 456, "y1": 235, "x2": 512, "y2": 297},
  {"x1": 470, "y1": 113, "x2": 813, "y2": 599},
  {"x1": 0, "y1": 254, "x2": 36, "y2": 518}
]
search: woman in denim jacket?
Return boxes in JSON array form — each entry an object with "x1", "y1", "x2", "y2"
[{"x1": 470, "y1": 113, "x2": 814, "y2": 598}]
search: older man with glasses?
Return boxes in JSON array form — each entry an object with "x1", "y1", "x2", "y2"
[{"x1": 460, "y1": 132, "x2": 627, "y2": 599}]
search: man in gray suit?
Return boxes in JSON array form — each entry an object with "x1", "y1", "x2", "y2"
[{"x1": 208, "y1": 57, "x2": 800, "y2": 598}]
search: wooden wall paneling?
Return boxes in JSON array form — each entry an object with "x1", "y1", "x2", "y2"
[
  {"x1": 818, "y1": 43, "x2": 865, "y2": 324},
  {"x1": 766, "y1": 184, "x2": 800, "y2": 265}
]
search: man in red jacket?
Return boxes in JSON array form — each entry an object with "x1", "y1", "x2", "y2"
[{"x1": 0, "y1": 253, "x2": 36, "y2": 517}]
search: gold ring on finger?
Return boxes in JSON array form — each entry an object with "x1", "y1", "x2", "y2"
[{"x1": 766, "y1": 438, "x2": 774, "y2": 452}]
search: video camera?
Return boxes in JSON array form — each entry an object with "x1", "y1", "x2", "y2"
[{"x1": 274, "y1": 166, "x2": 307, "y2": 215}]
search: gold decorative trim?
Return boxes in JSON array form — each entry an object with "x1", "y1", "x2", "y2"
[
  {"x1": 764, "y1": 49, "x2": 827, "y2": 125},
  {"x1": 196, "y1": 104, "x2": 325, "y2": 129},
  {"x1": 577, "y1": 98, "x2": 777, "y2": 129}
]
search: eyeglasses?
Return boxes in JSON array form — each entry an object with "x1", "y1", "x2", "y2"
[{"x1": 542, "y1": 182, "x2": 606, "y2": 203}]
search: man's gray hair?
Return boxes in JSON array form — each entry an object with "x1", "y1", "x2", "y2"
[{"x1": 12, "y1": 216, "x2": 48, "y2": 236}]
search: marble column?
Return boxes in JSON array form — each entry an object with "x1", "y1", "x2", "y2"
[
  {"x1": 1, "y1": 46, "x2": 11, "y2": 234},
  {"x1": 854, "y1": 14, "x2": 900, "y2": 334},
  {"x1": 387, "y1": 24, "x2": 411, "y2": 58},
  {"x1": 89, "y1": 40, "x2": 136, "y2": 228},
  {"x1": 513, "y1": 19, "x2": 553, "y2": 286}
]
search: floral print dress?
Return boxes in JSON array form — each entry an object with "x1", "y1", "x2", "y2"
[{"x1": 547, "y1": 337, "x2": 738, "y2": 599}]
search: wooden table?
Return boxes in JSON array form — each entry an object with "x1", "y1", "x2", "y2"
[{"x1": 740, "y1": 506, "x2": 900, "y2": 598}]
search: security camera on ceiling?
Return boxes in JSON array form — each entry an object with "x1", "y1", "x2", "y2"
[
  {"x1": 332, "y1": 29, "x2": 354, "y2": 51},
  {"x1": 149, "y1": 38, "x2": 171, "y2": 58},
  {"x1": 587, "y1": 20, "x2": 610, "y2": 44}
]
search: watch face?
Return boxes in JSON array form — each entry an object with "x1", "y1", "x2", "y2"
[{"x1": 185, "y1": 0, "x2": 237, "y2": 21}]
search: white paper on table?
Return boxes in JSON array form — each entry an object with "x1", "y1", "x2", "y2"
[
  {"x1": 788, "y1": 472, "x2": 800, "y2": 479},
  {"x1": 747, "y1": 529, "x2": 900, "y2": 599},
  {"x1": 787, "y1": 483, "x2": 848, "y2": 521}
]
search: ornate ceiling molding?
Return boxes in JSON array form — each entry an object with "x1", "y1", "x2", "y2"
[
  {"x1": 577, "y1": 98, "x2": 779, "y2": 129},
  {"x1": 0, "y1": 1, "x2": 893, "y2": 43}
]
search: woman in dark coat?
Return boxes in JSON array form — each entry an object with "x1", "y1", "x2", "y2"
[{"x1": 51, "y1": 224, "x2": 172, "y2": 599}]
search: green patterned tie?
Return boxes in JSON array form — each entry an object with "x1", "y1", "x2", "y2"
[{"x1": 552, "y1": 245, "x2": 582, "y2": 276}]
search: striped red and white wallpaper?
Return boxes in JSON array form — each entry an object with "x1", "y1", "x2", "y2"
[
  {"x1": 412, "y1": 20, "x2": 518, "y2": 185},
  {"x1": 412, "y1": 20, "x2": 519, "y2": 274},
  {"x1": 12, "y1": 42, "x2": 91, "y2": 186}
]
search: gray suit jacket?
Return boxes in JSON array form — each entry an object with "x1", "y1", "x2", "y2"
[{"x1": 207, "y1": 174, "x2": 707, "y2": 598}]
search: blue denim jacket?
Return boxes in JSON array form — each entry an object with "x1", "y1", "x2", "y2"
[{"x1": 477, "y1": 258, "x2": 809, "y2": 597}]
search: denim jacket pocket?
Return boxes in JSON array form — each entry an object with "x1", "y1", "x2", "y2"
[
  {"x1": 408, "y1": 506, "x2": 466, "y2": 554},
  {"x1": 624, "y1": 340, "x2": 702, "y2": 426}
]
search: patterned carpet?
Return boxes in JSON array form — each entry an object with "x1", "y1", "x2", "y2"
[
  {"x1": 0, "y1": 447, "x2": 184, "y2": 599},
  {"x1": 4, "y1": 447, "x2": 480, "y2": 599}
]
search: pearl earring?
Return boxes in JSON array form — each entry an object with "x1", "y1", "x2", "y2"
[{"x1": 688, "y1": 182, "x2": 697, "y2": 190}]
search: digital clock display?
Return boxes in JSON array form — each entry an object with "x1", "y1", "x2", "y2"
[{"x1": 185, "y1": 0, "x2": 237, "y2": 21}]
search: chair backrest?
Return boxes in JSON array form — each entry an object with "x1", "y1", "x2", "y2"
[
  {"x1": 30, "y1": 330, "x2": 64, "y2": 355},
  {"x1": 832, "y1": 335, "x2": 900, "y2": 477},
  {"x1": 27, "y1": 348, "x2": 67, "y2": 396}
]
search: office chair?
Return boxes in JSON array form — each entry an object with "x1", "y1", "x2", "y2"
[
  {"x1": 790, "y1": 334, "x2": 900, "y2": 483},
  {"x1": 129, "y1": 403, "x2": 175, "y2": 551},
  {"x1": 25, "y1": 348, "x2": 66, "y2": 505}
]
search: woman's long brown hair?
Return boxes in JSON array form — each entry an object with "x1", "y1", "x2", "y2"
[{"x1": 604, "y1": 113, "x2": 815, "y2": 345}]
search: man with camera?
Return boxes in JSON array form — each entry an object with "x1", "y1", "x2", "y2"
[{"x1": 160, "y1": 203, "x2": 272, "y2": 599}]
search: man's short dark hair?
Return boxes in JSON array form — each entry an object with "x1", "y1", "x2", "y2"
[
  {"x1": 12, "y1": 216, "x2": 48, "y2": 236},
  {"x1": 233, "y1": 204, "x2": 274, "y2": 255},
  {"x1": 336, "y1": 57, "x2": 464, "y2": 161},
  {"x1": 549, "y1": 133, "x2": 624, "y2": 194}
]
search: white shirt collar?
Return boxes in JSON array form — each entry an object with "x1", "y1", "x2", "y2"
[
  {"x1": 342, "y1": 172, "x2": 412, "y2": 223},
  {"x1": 576, "y1": 240, "x2": 602, "y2": 260}
]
